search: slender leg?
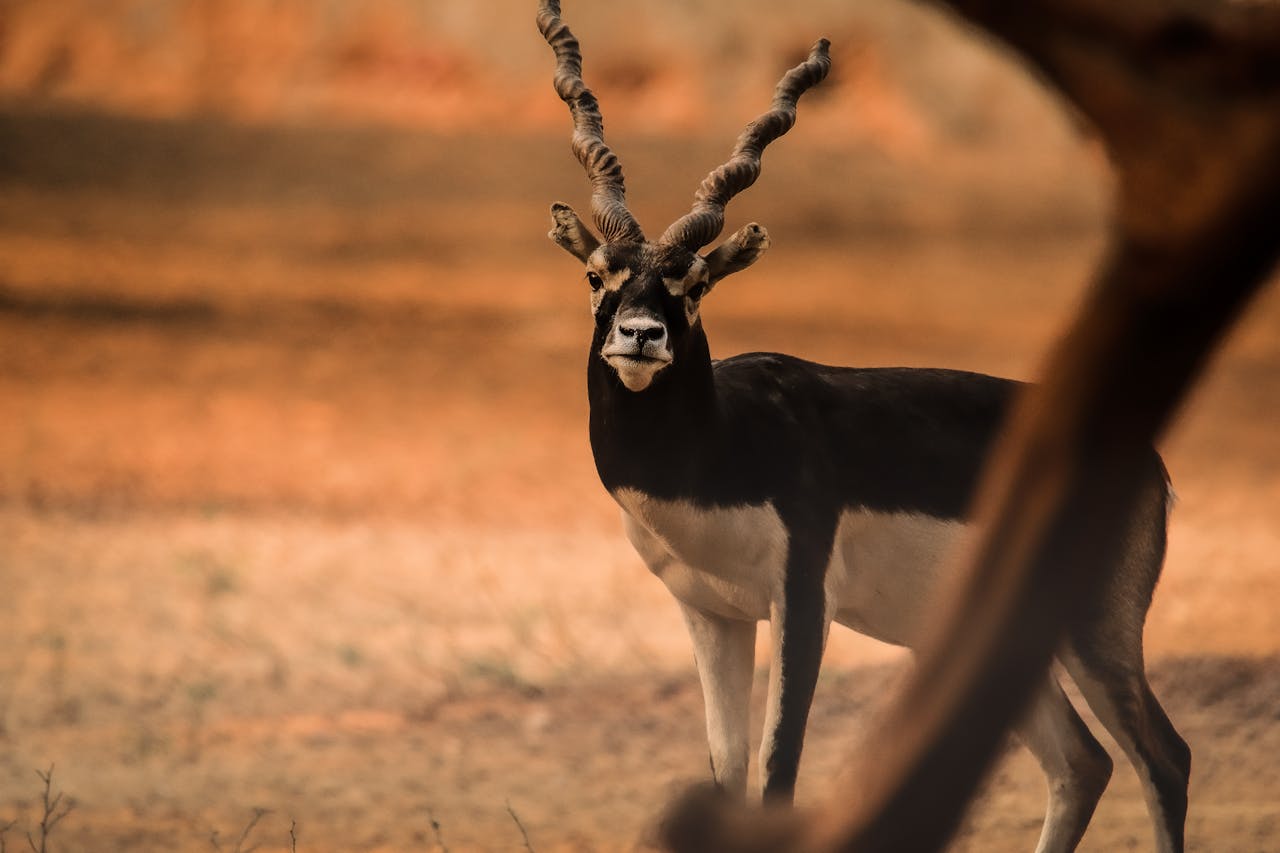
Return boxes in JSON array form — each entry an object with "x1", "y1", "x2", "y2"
[
  {"x1": 1063, "y1": 491, "x2": 1189, "y2": 853},
  {"x1": 758, "y1": 580, "x2": 829, "y2": 803},
  {"x1": 679, "y1": 603, "x2": 757, "y2": 799},
  {"x1": 1062, "y1": 647, "x2": 1190, "y2": 853},
  {"x1": 1016, "y1": 675, "x2": 1114, "y2": 853}
]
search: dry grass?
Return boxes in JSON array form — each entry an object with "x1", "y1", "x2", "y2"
[{"x1": 0, "y1": 102, "x2": 1276, "y2": 849}]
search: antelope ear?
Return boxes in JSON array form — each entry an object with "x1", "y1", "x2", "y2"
[
  {"x1": 704, "y1": 223, "x2": 771, "y2": 283},
  {"x1": 549, "y1": 203, "x2": 601, "y2": 262}
]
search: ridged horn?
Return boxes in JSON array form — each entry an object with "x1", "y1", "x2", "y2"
[
  {"x1": 537, "y1": 0, "x2": 645, "y2": 244},
  {"x1": 660, "y1": 39, "x2": 831, "y2": 252}
]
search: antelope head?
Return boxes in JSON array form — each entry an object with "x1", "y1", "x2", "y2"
[{"x1": 538, "y1": 0, "x2": 830, "y2": 392}]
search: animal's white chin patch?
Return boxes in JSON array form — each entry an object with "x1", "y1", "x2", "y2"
[{"x1": 606, "y1": 355, "x2": 669, "y2": 391}]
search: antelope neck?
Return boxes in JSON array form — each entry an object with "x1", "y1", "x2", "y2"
[{"x1": 588, "y1": 328, "x2": 717, "y2": 500}]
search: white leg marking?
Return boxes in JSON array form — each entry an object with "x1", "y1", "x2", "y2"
[
  {"x1": 680, "y1": 603, "x2": 756, "y2": 798},
  {"x1": 758, "y1": 599, "x2": 785, "y2": 797},
  {"x1": 1017, "y1": 677, "x2": 1113, "y2": 853}
]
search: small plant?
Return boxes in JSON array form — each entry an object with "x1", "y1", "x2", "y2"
[
  {"x1": 184, "y1": 679, "x2": 219, "y2": 763},
  {"x1": 462, "y1": 656, "x2": 542, "y2": 697},
  {"x1": 178, "y1": 550, "x2": 240, "y2": 599},
  {"x1": 210, "y1": 807, "x2": 269, "y2": 853},
  {"x1": 336, "y1": 644, "x2": 364, "y2": 669},
  {"x1": 24, "y1": 765, "x2": 74, "y2": 853}
]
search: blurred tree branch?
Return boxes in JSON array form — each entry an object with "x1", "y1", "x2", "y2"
[{"x1": 660, "y1": 0, "x2": 1280, "y2": 850}]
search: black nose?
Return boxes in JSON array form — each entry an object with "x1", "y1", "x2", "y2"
[{"x1": 619, "y1": 322, "x2": 666, "y2": 345}]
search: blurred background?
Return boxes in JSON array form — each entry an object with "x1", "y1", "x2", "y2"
[{"x1": 1, "y1": 1, "x2": 1277, "y2": 850}]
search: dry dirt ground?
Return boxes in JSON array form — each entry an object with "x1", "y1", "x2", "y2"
[{"x1": 0, "y1": 111, "x2": 1278, "y2": 851}]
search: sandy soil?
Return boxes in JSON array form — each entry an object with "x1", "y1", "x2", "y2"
[{"x1": 1, "y1": 111, "x2": 1278, "y2": 851}]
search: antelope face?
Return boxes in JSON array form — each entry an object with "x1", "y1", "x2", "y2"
[
  {"x1": 548, "y1": 203, "x2": 772, "y2": 393},
  {"x1": 585, "y1": 240, "x2": 708, "y2": 392}
]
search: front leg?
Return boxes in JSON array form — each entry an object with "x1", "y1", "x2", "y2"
[
  {"x1": 759, "y1": 537, "x2": 832, "y2": 802},
  {"x1": 679, "y1": 603, "x2": 757, "y2": 799}
]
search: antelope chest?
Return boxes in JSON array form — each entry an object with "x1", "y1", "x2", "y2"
[{"x1": 613, "y1": 487, "x2": 786, "y2": 621}]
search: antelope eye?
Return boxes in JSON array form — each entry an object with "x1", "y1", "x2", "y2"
[
  {"x1": 587, "y1": 271, "x2": 604, "y2": 291},
  {"x1": 687, "y1": 282, "x2": 707, "y2": 301}
]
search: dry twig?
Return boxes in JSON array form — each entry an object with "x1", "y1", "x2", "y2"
[
  {"x1": 232, "y1": 808, "x2": 269, "y2": 853},
  {"x1": 211, "y1": 808, "x2": 270, "y2": 853},
  {"x1": 24, "y1": 766, "x2": 73, "y2": 853},
  {"x1": 506, "y1": 800, "x2": 535, "y2": 852}
]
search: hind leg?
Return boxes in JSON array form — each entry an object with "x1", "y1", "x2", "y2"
[
  {"x1": 1016, "y1": 676, "x2": 1114, "y2": 853},
  {"x1": 1062, "y1": 645, "x2": 1190, "y2": 853},
  {"x1": 1061, "y1": 467, "x2": 1189, "y2": 851}
]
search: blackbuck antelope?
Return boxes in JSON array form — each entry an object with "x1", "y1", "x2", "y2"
[{"x1": 537, "y1": 3, "x2": 1189, "y2": 851}]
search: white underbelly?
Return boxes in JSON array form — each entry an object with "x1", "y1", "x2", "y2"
[
  {"x1": 614, "y1": 488, "x2": 968, "y2": 641},
  {"x1": 828, "y1": 508, "x2": 969, "y2": 646}
]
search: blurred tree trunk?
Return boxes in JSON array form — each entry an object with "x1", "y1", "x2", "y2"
[{"x1": 660, "y1": 1, "x2": 1280, "y2": 850}]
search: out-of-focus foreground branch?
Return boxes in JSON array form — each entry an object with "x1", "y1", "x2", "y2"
[{"x1": 660, "y1": 1, "x2": 1280, "y2": 850}]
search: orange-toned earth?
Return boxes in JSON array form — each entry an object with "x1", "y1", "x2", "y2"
[{"x1": 1, "y1": 86, "x2": 1278, "y2": 853}]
